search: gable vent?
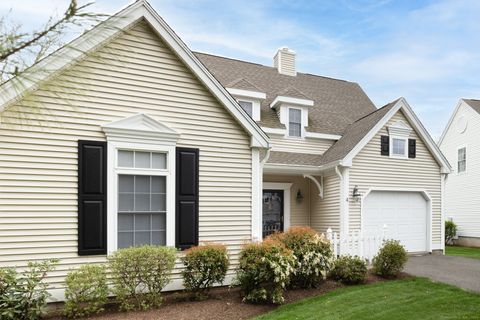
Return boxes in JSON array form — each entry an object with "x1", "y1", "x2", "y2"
[{"x1": 274, "y1": 47, "x2": 296, "y2": 76}]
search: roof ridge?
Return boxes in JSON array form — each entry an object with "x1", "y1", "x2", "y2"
[
  {"x1": 351, "y1": 98, "x2": 400, "y2": 124},
  {"x1": 194, "y1": 51, "x2": 355, "y2": 84}
]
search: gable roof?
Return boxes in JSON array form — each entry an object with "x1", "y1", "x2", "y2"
[
  {"x1": 319, "y1": 99, "x2": 399, "y2": 165},
  {"x1": 195, "y1": 52, "x2": 376, "y2": 135},
  {"x1": 438, "y1": 98, "x2": 480, "y2": 146},
  {"x1": 464, "y1": 99, "x2": 480, "y2": 114},
  {"x1": 320, "y1": 97, "x2": 450, "y2": 173},
  {"x1": 226, "y1": 78, "x2": 262, "y2": 92},
  {"x1": 0, "y1": 0, "x2": 269, "y2": 148}
]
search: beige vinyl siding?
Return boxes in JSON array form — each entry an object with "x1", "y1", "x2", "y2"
[
  {"x1": 310, "y1": 173, "x2": 340, "y2": 234},
  {"x1": 269, "y1": 136, "x2": 334, "y2": 155},
  {"x1": 348, "y1": 110, "x2": 442, "y2": 246},
  {"x1": 263, "y1": 175, "x2": 310, "y2": 226},
  {"x1": 440, "y1": 102, "x2": 480, "y2": 238},
  {"x1": 0, "y1": 19, "x2": 252, "y2": 291}
]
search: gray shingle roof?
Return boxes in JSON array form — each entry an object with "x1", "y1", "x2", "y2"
[
  {"x1": 195, "y1": 52, "x2": 376, "y2": 135},
  {"x1": 267, "y1": 151, "x2": 323, "y2": 166},
  {"x1": 226, "y1": 78, "x2": 262, "y2": 92},
  {"x1": 319, "y1": 99, "x2": 399, "y2": 165},
  {"x1": 464, "y1": 99, "x2": 480, "y2": 114}
]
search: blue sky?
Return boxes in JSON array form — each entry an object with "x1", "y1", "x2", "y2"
[{"x1": 2, "y1": 0, "x2": 480, "y2": 139}]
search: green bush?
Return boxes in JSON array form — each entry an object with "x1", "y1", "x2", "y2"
[
  {"x1": 372, "y1": 240, "x2": 408, "y2": 278},
  {"x1": 181, "y1": 243, "x2": 229, "y2": 298},
  {"x1": 235, "y1": 239, "x2": 295, "y2": 304},
  {"x1": 108, "y1": 245, "x2": 177, "y2": 311},
  {"x1": 0, "y1": 259, "x2": 58, "y2": 320},
  {"x1": 64, "y1": 264, "x2": 109, "y2": 318},
  {"x1": 445, "y1": 220, "x2": 457, "y2": 245},
  {"x1": 269, "y1": 226, "x2": 333, "y2": 288},
  {"x1": 330, "y1": 255, "x2": 367, "y2": 284}
]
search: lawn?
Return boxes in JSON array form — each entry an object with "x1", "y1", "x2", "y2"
[
  {"x1": 446, "y1": 245, "x2": 480, "y2": 260},
  {"x1": 255, "y1": 278, "x2": 480, "y2": 320}
]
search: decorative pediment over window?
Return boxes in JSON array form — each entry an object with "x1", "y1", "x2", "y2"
[
  {"x1": 388, "y1": 120, "x2": 412, "y2": 137},
  {"x1": 102, "y1": 113, "x2": 180, "y2": 144}
]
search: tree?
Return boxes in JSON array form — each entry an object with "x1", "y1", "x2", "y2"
[{"x1": 0, "y1": 0, "x2": 103, "y2": 83}]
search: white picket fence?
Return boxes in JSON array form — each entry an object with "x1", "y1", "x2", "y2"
[{"x1": 326, "y1": 225, "x2": 388, "y2": 263}]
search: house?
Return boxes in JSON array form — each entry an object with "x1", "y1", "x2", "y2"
[
  {"x1": 0, "y1": 0, "x2": 450, "y2": 300},
  {"x1": 439, "y1": 99, "x2": 480, "y2": 247}
]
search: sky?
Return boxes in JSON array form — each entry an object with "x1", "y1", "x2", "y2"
[{"x1": 2, "y1": 0, "x2": 480, "y2": 139}]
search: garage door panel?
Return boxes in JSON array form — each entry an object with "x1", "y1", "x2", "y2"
[{"x1": 363, "y1": 191, "x2": 427, "y2": 252}]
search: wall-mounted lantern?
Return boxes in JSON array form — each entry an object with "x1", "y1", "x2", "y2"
[
  {"x1": 296, "y1": 189, "x2": 304, "y2": 201},
  {"x1": 352, "y1": 185, "x2": 361, "y2": 201}
]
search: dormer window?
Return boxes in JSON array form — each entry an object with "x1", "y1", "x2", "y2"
[
  {"x1": 288, "y1": 108, "x2": 302, "y2": 137},
  {"x1": 238, "y1": 100, "x2": 253, "y2": 118}
]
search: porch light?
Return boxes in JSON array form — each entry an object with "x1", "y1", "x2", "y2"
[
  {"x1": 296, "y1": 189, "x2": 303, "y2": 201},
  {"x1": 352, "y1": 185, "x2": 361, "y2": 201}
]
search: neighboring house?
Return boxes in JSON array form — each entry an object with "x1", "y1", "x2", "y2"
[
  {"x1": 439, "y1": 99, "x2": 480, "y2": 247},
  {"x1": 0, "y1": 1, "x2": 450, "y2": 300}
]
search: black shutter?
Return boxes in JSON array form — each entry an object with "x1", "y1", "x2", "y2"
[
  {"x1": 381, "y1": 135, "x2": 390, "y2": 156},
  {"x1": 78, "y1": 140, "x2": 107, "y2": 255},
  {"x1": 408, "y1": 139, "x2": 416, "y2": 158},
  {"x1": 176, "y1": 147, "x2": 199, "y2": 250}
]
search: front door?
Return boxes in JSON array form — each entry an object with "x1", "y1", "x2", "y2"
[{"x1": 262, "y1": 190, "x2": 284, "y2": 238}]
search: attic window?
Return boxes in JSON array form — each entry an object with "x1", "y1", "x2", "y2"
[
  {"x1": 238, "y1": 100, "x2": 253, "y2": 117},
  {"x1": 288, "y1": 108, "x2": 302, "y2": 137},
  {"x1": 458, "y1": 147, "x2": 466, "y2": 173},
  {"x1": 391, "y1": 138, "x2": 407, "y2": 157}
]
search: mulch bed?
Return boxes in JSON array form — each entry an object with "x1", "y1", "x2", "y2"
[{"x1": 47, "y1": 272, "x2": 409, "y2": 320}]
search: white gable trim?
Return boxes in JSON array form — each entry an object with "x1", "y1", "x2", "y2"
[
  {"x1": 438, "y1": 99, "x2": 468, "y2": 146},
  {"x1": 102, "y1": 113, "x2": 179, "y2": 144},
  {"x1": 0, "y1": 0, "x2": 269, "y2": 149},
  {"x1": 341, "y1": 98, "x2": 451, "y2": 173},
  {"x1": 270, "y1": 96, "x2": 314, "y2": 109},
  {"x1": 227, "y1": 88, "x2": 266, "y2": 100}
]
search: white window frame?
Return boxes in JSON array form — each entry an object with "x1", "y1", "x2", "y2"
[
  {"x1": 389, "y1": 136, "x2": 408, "y2": 159},
  {"x1": 457, "y1": 146, "x2": 467, "y2": 174},
  {"x1": 107, "y1": 141, "x2": 176, "y2": 253},
  {"x1": 237, "y1": 99, "x2": 254, "y2": 118},
  {"x1": 287, "y1": 107, "x2": 303, "y2": 138}
]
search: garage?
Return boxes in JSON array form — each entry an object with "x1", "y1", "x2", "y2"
[{"x1": 363, "y1": 191, "x2": 429, "y2": 253}]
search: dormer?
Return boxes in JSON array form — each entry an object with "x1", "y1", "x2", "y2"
[
  {"x1": 270, "y1": 88, "x2": 314, "y2": 138},
  {"x1": 226, "y1": 78, "x2": 266, "y2": 121}
]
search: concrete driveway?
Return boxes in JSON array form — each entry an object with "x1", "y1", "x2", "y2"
[{"x1": 405, "y1": 255, "x2": 480, "y2": 293}]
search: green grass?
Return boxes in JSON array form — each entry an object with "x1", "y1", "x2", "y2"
[
  {"x1": 446, "y1": 245, "x2": 480, "y2": 260},
  {"x1": 255, "y1": 278, "x2": 480, "y2": 320}
]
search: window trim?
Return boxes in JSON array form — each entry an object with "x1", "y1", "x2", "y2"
[
  {"x1": 457, "y1": 145, "x2": 467, "y2": 175},
  {"x1": 287, "y1": 107, "x2": 303, "y2": 138},
  {"x1": 389, "y1": 136, "x2": 408, "y2": 159},
  {"x1": 237, "y1": 100, "x2": 254, "y2": 118},
  {"x1": 107, "y1": 141, "x2": 176, "y2": 253}
]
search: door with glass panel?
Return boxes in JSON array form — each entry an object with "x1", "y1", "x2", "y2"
[
  {"x1": 262, "y1": 190, "x2": 284, "y2": 238},
  {"x1": 116, "y1": 150, "x2": 167, "y2": 249}
]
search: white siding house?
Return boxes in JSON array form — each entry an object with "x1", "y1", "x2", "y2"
[
  {"x1": 0, "y1": 0, "x2": 451, "y2": 301},
  {"x1": 439, "y1": 99, "x2": 480, "y2": 246}
]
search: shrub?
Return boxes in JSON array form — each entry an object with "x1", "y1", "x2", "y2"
[
  {"x1": 372, "y1": 240, "x2": 408, "y2": 278},
  {"x1": 235, "y1": 239, "x2": 295, "y2": 304},
  {"x1": 269, "y1": 226, "x2": 333, "y2": 288},
  {"x1": 445, "y1": 220, "x2": 457, "y2": 245},
  {"x1": 181, "y1": 243, "x2": 229, "y2": 298},
  {"x1": 0, "y1": 259, "x2": 58, "y2": 320},
  {"x1": 330, "y1": 255, "x2": 367, "y2": 285},
  {"x1": 64, "y1": 264, "x2": 109, "y2": 318},
  {"x1": 108, "y1": 245, "x2": 177, "y2": 311}
]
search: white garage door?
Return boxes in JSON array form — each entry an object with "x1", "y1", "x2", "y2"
[{"x1": 363, "y1": 191, "x2": 428, "y2": 253}]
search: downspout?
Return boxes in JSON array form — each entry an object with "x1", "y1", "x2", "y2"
[
  {"x1": 335, "y1": 165, "x2": 344, "y2": 236},
  {"x1": 261, "y1": 148, "x2": 271, "y2": 166}
]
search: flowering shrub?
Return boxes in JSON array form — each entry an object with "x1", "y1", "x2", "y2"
[
  {"x1": 269, "y1": 226, "x2": 333, "y2": 288},
  {"x1": 0, "y1": 259, "x2": 58, "y2": 320},
  {"x1": 108, "y1": 245, "x2": 177, "y2": 311},
  {"x1": 235, "y1": 239, "x2": 295, "y2": 304},
  {"x1": 64, "y1": 264, "x2": 109, "y2": 318},
  {"x1": 372, "y1": 240, "x2": 408, "y2": 278},
  {"x1": 330, "y1": 255, "x2": 367, "y2": 284},
  {"x1": 181, "y1": 243, "x2": 229, "y2": 299}
]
